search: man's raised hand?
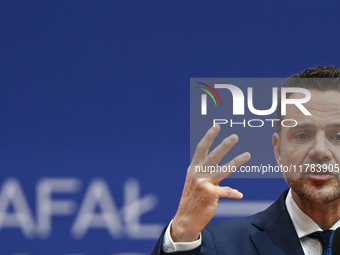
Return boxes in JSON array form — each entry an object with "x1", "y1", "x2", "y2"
[{"x1": 171, "y1": 125, "x2": 251, "y2": 242}]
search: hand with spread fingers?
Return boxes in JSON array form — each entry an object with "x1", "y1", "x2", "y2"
[{"x1": 171, "y1": 125, "x2": 251, "y2": 242}]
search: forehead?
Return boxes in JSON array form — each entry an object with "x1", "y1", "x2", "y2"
[{"x1": 286, "y1": 89, "x2": 340, "y2": 121}]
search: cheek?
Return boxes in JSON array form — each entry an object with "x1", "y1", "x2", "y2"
[
  {"x1": 280, "y1": 152, "x2": 307, "y2": 179},
  {"x1": 281, "y1": 143, "x2": 310, "y2": 164},
  {"x1": 280, "y1": 151, "x2": 296, "y2": 165}
]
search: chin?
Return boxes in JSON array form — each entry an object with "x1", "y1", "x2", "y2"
[{"x1": 285, "y1": 177, "x2": 340, "y2": 204}]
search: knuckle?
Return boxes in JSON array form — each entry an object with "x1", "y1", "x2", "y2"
[
  {"x1": 196, "y1": 180, "x2": 206, "y2": 191},
  {"x1": 196, "y1": 143, "x2": 206, "y2": 153},
  {"x1": 223, "y1": 189, "x2": 231, "y2": 197},
  {"x1": 208, "y1": 153, "x2": 217, "y2": 162},
  {"x1": 221, "y1": 138, "x2": 231, "y2": 149},
  {"x1": 196, "y1": 182, "x2": 215, "y2": 197},
  {"x1": 223, "y1": 189, "x2": 236, "y2": 198}
]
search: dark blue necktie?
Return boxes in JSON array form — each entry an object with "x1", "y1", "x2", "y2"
[{"x1": 307, "y1": 230, "x2": 334, "y2": 255}]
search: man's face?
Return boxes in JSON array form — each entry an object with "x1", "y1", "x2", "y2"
[{"x1": 273, "y1": 89, "x2": 340, "y2": 204}]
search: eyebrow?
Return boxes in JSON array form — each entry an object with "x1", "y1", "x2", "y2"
[
  {"x1": 292, "y1": 123, "x2": 340, "y2": 128},
  {"x1": 293, "y1": 123, "x2": 313, "y2": 129}
]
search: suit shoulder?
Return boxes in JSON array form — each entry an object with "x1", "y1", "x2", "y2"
[{"x1": 200, "y1": 213, "x2": 264, "y2": 254}]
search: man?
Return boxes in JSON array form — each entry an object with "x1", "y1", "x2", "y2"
[{"x1": 151, "y1": 66, "x2": 340, "y2": 255}]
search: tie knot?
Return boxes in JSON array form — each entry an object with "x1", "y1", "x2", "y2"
[{"x1": 307, "y1": 230, "x2": 334, "y2": 253}]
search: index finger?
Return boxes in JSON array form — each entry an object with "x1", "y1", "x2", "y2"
[{"x1": 191, "y1": 125, "x2": 220, "y2": 165}]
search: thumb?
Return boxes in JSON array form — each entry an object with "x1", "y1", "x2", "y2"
[{"x1": 216, "y1": 186, "x2": 243, "y2": 199}]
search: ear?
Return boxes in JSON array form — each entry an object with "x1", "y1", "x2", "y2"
[{"x1": 272, "y1": 133, "x2": 282, "y2": 166}]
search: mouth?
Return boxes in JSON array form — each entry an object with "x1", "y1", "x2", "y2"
[{"x1": 304, "y1": 165, "x2": 336, "y2": 181}]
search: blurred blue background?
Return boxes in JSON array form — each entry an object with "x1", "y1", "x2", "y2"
[{"x1": 1, "y1": 1, "x2": 340, "y2": 254}]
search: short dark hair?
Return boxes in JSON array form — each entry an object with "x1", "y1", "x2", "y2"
[{"x1": 277, "y1": 66, "x2": 340, "y2": 134}]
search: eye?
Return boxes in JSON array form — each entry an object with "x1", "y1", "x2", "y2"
[
  {"x1": 295, "y1": 133, "x2": 308, "y2": 141},
  {"x1": 333, "y1": 134, "x2": 340, "y2": 141}
]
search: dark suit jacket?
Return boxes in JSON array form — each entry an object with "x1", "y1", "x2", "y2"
[{"x1": 151, "y1": 189, "x2": 305, "y2": 255}]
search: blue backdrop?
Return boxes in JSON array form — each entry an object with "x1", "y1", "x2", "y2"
[{"x1": 1, "y1": 1, "x2": 340, "y2": 254}]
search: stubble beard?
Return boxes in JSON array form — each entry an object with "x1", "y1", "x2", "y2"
[{"x1": 286, "y1": 178, "x2": 340, "y2": 204}]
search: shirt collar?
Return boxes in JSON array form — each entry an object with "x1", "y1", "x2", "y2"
[{"x1": 285, "y1": 188, "x2": 340, "y2": 238}]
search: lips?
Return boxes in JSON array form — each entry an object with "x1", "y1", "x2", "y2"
[{"x1": 304, "y1": 165, "x2": 336, "y2": 180}]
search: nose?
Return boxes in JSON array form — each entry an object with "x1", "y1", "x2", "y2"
[{"x1": 308, "y1": 133, "x2": 332, "y2": 161}]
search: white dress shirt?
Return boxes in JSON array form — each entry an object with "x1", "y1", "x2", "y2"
[
  {"x1": 163, "y1": 219, "x2": 201, "y2": 252},
  {"x1": 163, "y1": 188, "x2": 340, "y2": 254},
  {"x1": 286, "y1": 189, "x2": 340, "y2": 255}
]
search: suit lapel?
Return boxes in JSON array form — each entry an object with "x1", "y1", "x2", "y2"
[{"x1": 250, "y1": 190, "x2": 304, "y2": 255}]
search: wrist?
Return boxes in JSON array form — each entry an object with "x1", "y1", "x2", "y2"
[{"x1": 171, "y1": 218, "x2": 200, "y2": 242}]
